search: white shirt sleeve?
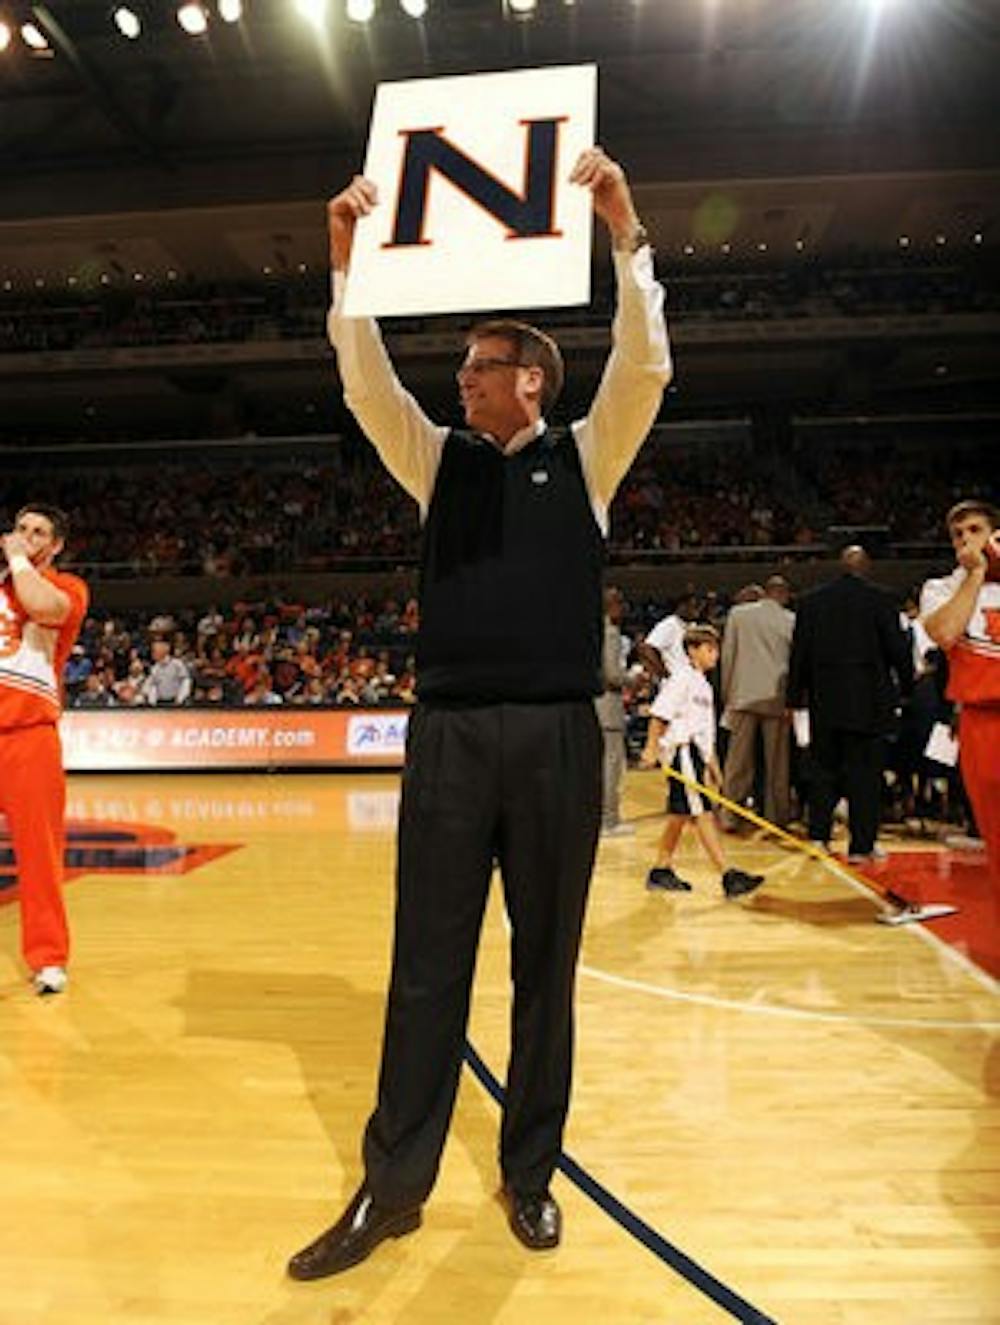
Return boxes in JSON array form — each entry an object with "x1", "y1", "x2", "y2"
[
  {"x1": 572, "y1": 247, "x2": 673, "y2": 534},
  {"x1": 650, "y1": 673, "x2": 682, "y2": 724},
  {"x1": 326, "y1": 273, "x2": 447, "y2": 517},
  {"x1": 919, "y1": 570, "x2": 962, "y2": 621},
  {"x1": 645, "y1": 615, "x2": 683, "y2": 669}
]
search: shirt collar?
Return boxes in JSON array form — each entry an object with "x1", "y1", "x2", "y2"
[{"x1": 476, "y1": 417, "x2": 547, "y2": 457}]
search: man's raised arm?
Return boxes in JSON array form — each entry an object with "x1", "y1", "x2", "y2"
[
  {"x1": 326, "y1": 177, "x2": 445, "y2": 514},
  {"x1": 570, "y1": 150, "x2": 673, "y2": 522}
]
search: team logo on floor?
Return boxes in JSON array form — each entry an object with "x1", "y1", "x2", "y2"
[{"x1": 0, "y1": 819, "x2": 239, "y2": 897}]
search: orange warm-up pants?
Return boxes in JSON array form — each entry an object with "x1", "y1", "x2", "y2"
[
  {"x1": 0, "y1": 722, "x2": 70, "y2": 970},
  {"x1": 959, "y1": 705, "x2": 1000, "y2": 884}
]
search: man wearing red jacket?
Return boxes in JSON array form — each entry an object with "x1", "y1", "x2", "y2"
[
  {"x1": 921, "y1": 499, "x2": 1000, "y2": 881},
  {"x1": 0, "y1": 504, "x2": 89, "y2": 994}
]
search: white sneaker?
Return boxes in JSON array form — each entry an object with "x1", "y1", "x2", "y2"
[
  {"x1": 601, "y1": 821, "x2": 635, "y2": 838},
  {"x1": 943, "y1": 833, "x2": 985, "y2": 852},
  {"x1": 33, "y1": 966, "x2": 68, "y2": 996}
]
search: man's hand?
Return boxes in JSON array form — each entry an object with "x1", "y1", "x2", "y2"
[
  {"x1": 638, "y1": 747, "x2": 659, "y2": 771},
  {"x1": 569, "y1": 148, "x2": 641, "y2": 247},
  {"x1": 1, "y1": 531, "x2": 31, "y2": 566},
  {"x1": 956, "y1": 533, "x2": 988, "y2": 575},
  {"x1": 328, "y1": 176, "x2": 379, "y2": 272}
]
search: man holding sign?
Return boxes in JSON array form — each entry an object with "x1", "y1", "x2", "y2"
[{"x1": 288, "y1": 141, "x2": 671, "y2": 1279}]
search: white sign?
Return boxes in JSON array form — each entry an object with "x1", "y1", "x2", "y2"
[
  {"x1": 342, "y1": 64, "x2": 597, "y2": 318},
  {"x1": 924, "y1": 721, "x2": 959, "y2": 768},
  {"x1": 346, "y1": 712, "x2": 409, "y2": 757}
]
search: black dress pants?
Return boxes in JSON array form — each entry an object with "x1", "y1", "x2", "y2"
[
  {"x1": 363, "y1": 699, "x2": 602, "y2": 1208},
  {"x1": 807, "y1": 723, "x2": 884, "y2": 856}
]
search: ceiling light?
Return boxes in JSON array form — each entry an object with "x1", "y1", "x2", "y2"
[
  {"x1": 20, "y1": 21, "x2": 50, "y2": 50},
  {"x1": 509, "y1": 0, "x2": 537, "y2": 13},
  {"x1": 218, "y1": 0, "x2": 242, "y2": 20},
  {"x1": 0, "y1": 21, "x2": 12, "y2": 51},
  {"x1": 346, "y1": 0, "x2": 375, "y2": 20},
  {"x1": 113, "y1": 6, "x2": 142, "y2": 38},
  {"x1": 177, "y1": 3, "x2": 209, "y2": 34},
  {"x1": 400, "y1": 0, "x2": 426, "y2": 15}
]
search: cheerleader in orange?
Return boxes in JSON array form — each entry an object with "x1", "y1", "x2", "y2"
[
  {"x1": 921, "y1": 499, "x2": 1000, "y2": 882},
  {"x1": 0, "y1": 505, "x2": 88, "y2": 994}
]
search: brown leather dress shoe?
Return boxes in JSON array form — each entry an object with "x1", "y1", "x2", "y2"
[
  {"x1": 287, "y1": 1185, "x2": 422, "y2": 1280},
  {"x1": 502, "y1": 1185, "x2": 561, "y2": 1251}
]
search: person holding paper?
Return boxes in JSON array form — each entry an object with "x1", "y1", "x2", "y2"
[
  {"x1": 920, "y1": 499, "x2": 1000, "y2": 877},
  {"x1": 786, "y1": 545, "x2": 913, "y2": 863},
  {"x1": 0, "y1": 505, "x2": 89, "y2": 995},
  {"x1": 287, "y1": 147, "x2": 671, "y2": 1279}
]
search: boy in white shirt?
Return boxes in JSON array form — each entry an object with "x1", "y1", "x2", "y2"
[{"x1": 641, "y1": 625, "x2": 765, "y2": 898}]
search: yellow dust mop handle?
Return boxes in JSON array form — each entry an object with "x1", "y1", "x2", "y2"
[{"x1": 656, "y1": 762, "x2": 920, "y2": 913}]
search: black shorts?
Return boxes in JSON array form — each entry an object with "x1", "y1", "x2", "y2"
[{"x1": 665, "y1": 743, "x2": 709, "y2": 817}]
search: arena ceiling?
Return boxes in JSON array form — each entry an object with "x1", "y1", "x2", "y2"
[
  {"x1": 0, "y1": 0, "x2": 998, "y2": 280},
  {"x1": 0, "y1": 0, "x2": 998, "y2": 432}
]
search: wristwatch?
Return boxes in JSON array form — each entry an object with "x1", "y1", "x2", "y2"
[{"x1": 613, "y1": 222, "x2": 650, "y2": 253}]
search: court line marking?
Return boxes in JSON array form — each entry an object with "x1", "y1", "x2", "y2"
[
  {"x1": 579, "y1": 962, "x2": 1000, "y2": 1030},
  {"x1": 822, "y1": 856, "x2": 1000, "y2": 997},
  {"x1": 638, "y1": 767, "x2": 1000, "y2": 999},
  {"x1": 463, "y1": 1041, "x2": 779, "y2": 1325}
]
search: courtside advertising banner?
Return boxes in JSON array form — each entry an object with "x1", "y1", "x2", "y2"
[
  {"x1": 342, "y1": 64, "x2": 597, "y2": 318},
  {"x1": 60, "y1": 709, "x2": 410, "y2": 771}
]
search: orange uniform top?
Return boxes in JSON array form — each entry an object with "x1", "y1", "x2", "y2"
[
  {"x1": 920, "y1": 569, "x2": 1000, "y2": 707},
  {"x1": 0, "y1": 566, "x2": 89, "y2": 730}
]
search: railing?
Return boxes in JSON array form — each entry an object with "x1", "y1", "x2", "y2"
[{"x1": 68, "y1": 539, "x2": 954, "y2": 582}]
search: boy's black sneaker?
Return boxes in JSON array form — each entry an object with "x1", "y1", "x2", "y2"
[
  {"x1": 646, "y1": 866, "x2": 693, "y2": 892},
  {"x1": 722, "y1": 868, "x2": 765, "y2": 899}
]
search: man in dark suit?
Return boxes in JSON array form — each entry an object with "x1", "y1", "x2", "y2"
[{"x1": 787, "y1": 546, "x2": 913, "y2": 861}]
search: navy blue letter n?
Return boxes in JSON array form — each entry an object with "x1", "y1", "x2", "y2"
[{"x1": 388, "y1": 119, "x2": 564, "y2": 248}]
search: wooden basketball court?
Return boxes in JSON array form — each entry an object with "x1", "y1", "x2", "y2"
[{"x1": 2, "y1": 769, "x2": 998, "y2": 1325}]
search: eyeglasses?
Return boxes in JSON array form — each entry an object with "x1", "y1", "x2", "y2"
[{"x1": 456, "y1": 356, "x2": 526, "y2": 379}]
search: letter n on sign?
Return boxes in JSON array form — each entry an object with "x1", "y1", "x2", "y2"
[{"x1": 342, "y1": 65, "x2": 596, "y2": 319}]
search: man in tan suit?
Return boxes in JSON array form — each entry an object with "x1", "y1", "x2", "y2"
[
  {"x1": 595, "y1": 586, "x2": 633, "y2": 836},
  {"x1": 720, "y1": 575, "x2": 795, "y2": 829}
]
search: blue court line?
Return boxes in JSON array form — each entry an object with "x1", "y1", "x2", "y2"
[{"x1": 463, "y1": 1042, "x2": 779, "y2": 1325}]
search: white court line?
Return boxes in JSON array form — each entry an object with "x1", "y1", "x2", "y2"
[
  {"x1": 821, "y1": 854, "x2": 1000, "y2": 998},
  {"x1": 578, "y1": 963, "x2": 1000, "y2": 1031}
]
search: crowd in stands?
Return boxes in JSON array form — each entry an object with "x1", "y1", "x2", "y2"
[
  {"x1": 63, "y1": 596, "x2": 421, "y2": 711},
  {"x1": 1, "y1": 253, "x2": 996, "y2": 356},
  {"x1": 3, "y1": 428, "x2": 993, "y2": 578}
]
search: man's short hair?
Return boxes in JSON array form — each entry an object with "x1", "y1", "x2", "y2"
[
  {"x1": 683, "y1": 623, "x2": 720, "y2": 652},
  {"x1": 467, "y1": 319, "x2": 565, "y2": 415},
  {"x1": 16, "y1": 502, "x2": 70, "y2": 545},
  {"x1": 946, "y1": 499, "x2": 998, "y2": 532}
]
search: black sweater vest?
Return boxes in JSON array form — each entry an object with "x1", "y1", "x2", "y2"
[{"x1": 416, "y1": 426, "x2": 605, "y2": 702}]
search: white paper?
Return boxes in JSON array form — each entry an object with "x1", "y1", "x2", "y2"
[
  {"x1": 343, "y1": 65, "x2": 596, "y2": 318},
  {"x1": 924, "y1": 722, "x2": 958, "y2": 768},
  {"x1": 792, "y1": 709, "x2": 810, "y2": 748}
]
